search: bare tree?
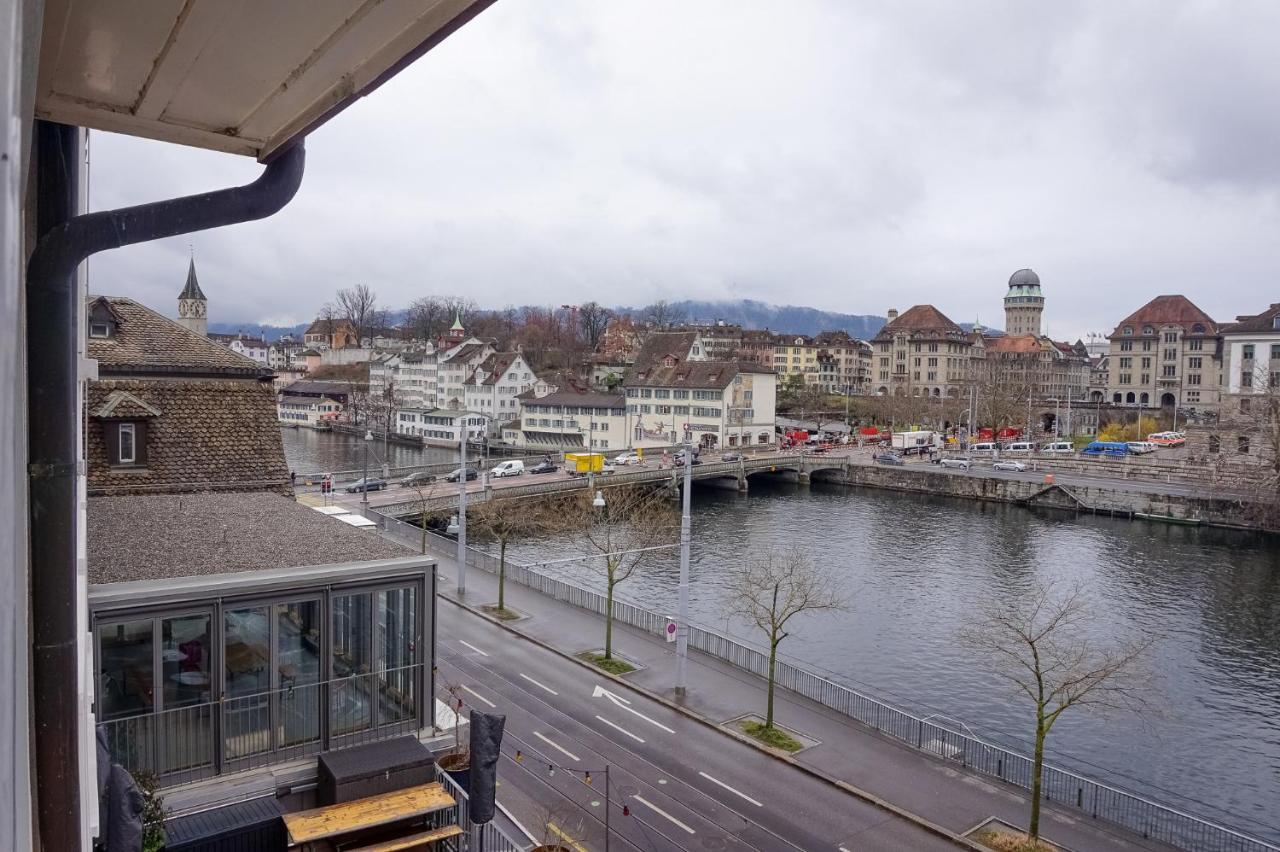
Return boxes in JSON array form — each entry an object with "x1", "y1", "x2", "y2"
[
  {"x1": 336, "y1": 283, "x2": 378, "y2": 344},
  {"x1": 578, "y1": 302, "x2": 612, "y2": 351},
  {"x1": 641, "y1": 300, "x2": 682, "y2": 329},
  {"x1": 468, "y1": 498, "x2": 557, "y2": 614},
  {"x1": 972, "y1": 359, "x2": 1038, "y2": 438},
  {"x1": 960, "y1": 582, "x2": 1152, "y2": 844},
  {"x1": 556, "y1": 488, "x2": 678, "y2": 662},
  {"x1": 407, "y1": 296, "x2": 448, "y2": 342},
  {"x1": 731, "y1": 547, "x2": 844, "y2": 733}
]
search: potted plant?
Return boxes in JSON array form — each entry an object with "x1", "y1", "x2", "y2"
[
  {"x1": 434, "y1": 669, "x2": 470, "y2": 789},
  {"x1": 531, "y1": 804, "x2": 584, "y2": 852}
]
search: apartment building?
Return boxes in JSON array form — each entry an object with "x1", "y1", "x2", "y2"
[
  {"x1": 1220, "y1": 302, "x2": 1280, "y2": 414},
  {"x1": 436, "y1": 340, "x2": 497, "y2": 410},
  {"x1": 509, "y1": 390, "x2": 629, "y2": 450},
  {"x1": 813, "y1": 331, "x2": 873, "y2": 393},
  {"x1": 871, "y1": 305, "x2": 976, "y2": 398},
  {"x1": 1105, "y1": 295, "x2": 1221, "y2": 411},
  {"x1": 463, "y1": 352, "x2": 536, "y2": 425}
]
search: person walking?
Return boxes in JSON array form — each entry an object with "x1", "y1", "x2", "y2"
[{"x1": 290, "y1": 470, "x2": 296, "y2": 488}]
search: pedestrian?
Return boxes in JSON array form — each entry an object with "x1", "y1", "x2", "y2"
[{"x1": 290, "y1": 470, "x2": 296, "y2": 488}]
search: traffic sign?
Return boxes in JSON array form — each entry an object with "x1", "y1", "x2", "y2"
[{"x1": 665, "y1": 619, "x2": 677, "y2": 643}]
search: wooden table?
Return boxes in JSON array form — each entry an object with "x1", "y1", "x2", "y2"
[{"x1": 283, "y1": 782, "x2": 456, "y2": 849}]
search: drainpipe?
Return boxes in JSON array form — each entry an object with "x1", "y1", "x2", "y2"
[{"x1": 26, "y1": 121, "x2": 305, "y2": 851}]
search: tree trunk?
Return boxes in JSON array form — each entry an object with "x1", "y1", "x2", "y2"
[
  {"x1": 765, "y1": 639, "x2": 778, "y2": 729},
  {"x1": 498, "y1": 538, "x2": 507, "y2": 611},
  {"x1": 1029, "y1": 716, "x2": 1046, "y2": 841},
  {"x1": 604, "y1": 577, "x2": 615, "y2": 660}
]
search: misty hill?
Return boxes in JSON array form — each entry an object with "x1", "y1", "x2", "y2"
[{"x1": 210, "y1": 299, "x2": 993, "y2": 342}]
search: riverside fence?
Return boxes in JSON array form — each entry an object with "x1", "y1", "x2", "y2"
[{"x1": 372, "y1": 511, "x2": 1279, "y2": 852}]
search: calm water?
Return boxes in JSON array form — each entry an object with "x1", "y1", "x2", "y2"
[
  {"x1": 499, "y1": 480, "x2": 1280, "y2": 841},
  {"x1": 281, "y1": 427, "x2": 459, "y2": 474}
]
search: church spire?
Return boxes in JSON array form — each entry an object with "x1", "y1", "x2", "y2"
[
  {"x1": 179, "y1": 257, "x2": 206, "y2": 301},
  {"x1": 177, "y1": 256, "x2": 208, "y2": 336}
]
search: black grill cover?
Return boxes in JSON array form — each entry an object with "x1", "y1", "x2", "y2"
[{"x1": 467, "y1": 711, "x2": 506, "y2": 824}]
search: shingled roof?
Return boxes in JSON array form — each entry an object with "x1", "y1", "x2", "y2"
[
  {"x1": 1108, "y1": 295, "x2": 1217, "y2": 338},
  {"x1": 88, "y1": 296, "x2": 270, "y2": 378},
  {"x1": 1221, "y1": 303, "x2": 1280, "y2": 335},
  {"x1": 873, "y1": 305, "x2": 964, "y2": 341},
  {"x1": 178, "y1": 258, "x2": 206, "y2": 300},
  {"x1": 631, "y1": 332, "x2": 697, "y2": 372},
  {"x1": 625, "y1": 359, "x2": 771, "y2": 389}
]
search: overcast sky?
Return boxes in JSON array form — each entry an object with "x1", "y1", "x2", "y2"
[{"x1": 88, "y1": 0, "x2": 1280, "y2": 340}]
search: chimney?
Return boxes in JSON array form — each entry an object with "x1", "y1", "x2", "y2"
[{"x1": 887, "y1": 308, "x2": 898, "y2": 322}]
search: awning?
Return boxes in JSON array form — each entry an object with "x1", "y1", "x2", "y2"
[{"x1": 35, "y1": 0, "x2": 497, "y2": 161}]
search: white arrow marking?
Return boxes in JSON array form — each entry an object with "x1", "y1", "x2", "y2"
[
  {"x1": 594, "y1": 714, "x2": 644, "y2": 743},
  {"x1": 519, "y1": 672, "x2": 558, "y2": 696},
  {"x1": 461, "y1": 685, "x2": 495, "y2": 708},
  {"x1": 459, "y1": 640, "x2": 488, "y2": 657},
  {"x1": 698, "y1": 771, "x2": 763, "y2": 807},
  {"x1": 632, "y1": 795, "x2": 696, "y2": 834},
  {"x1": 534, "y1": 731, "x2": 580, "y2": 762},
  {"x1": 592, "y1": 685, "x2": 675, "y2": 733}
]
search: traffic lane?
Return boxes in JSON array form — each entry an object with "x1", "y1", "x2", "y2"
[
  {"x1": 437, "y1": 610, "x2": 958, "y2": 851},
  {"x1": 441, "y1": 658, "x2": 753, "y2": 852}
]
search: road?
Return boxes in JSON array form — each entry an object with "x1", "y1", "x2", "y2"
[{"x1": 434, "y1": 601, "x2": 959, "y2": 852}]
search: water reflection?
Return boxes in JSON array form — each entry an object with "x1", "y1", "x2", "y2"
[
  {"x1": 280, "y1": 427, "x2": 458, "y2": 474},
  {"x1": 502, "y1": 479, "x2": 1280, "y2": 838}
]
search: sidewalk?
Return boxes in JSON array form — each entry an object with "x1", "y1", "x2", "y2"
[{"x1": 427, "y1": 545, "x2": 1176, "y2": 852}]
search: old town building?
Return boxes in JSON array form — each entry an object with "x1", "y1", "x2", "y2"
[{"x1": 1105, "y1": 295, "x2": 1221, "y2": 411}]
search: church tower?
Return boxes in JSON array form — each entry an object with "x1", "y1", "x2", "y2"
[
  {"x1": 1003, "y1": 268, "x2": 1044, "y2": 337},
  {"x1": 177, "y1": 257, "x2": 208, "y2": 336}
]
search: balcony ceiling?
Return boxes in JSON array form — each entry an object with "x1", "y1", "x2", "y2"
[{"x1": 35, "y1": 0, "x2": 496, "y2": 161}]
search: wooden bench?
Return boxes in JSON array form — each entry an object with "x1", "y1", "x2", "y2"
[
  {"x1": 346, "y1": 824, "x2": 464, "y2": 851},
  {"x1": 283, "y1": 782, "x2": 456, "y2": 850}
]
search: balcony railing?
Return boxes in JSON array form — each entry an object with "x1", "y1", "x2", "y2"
[{"x1": 99, "y1": 663, "x2": 424, "y2": 787}]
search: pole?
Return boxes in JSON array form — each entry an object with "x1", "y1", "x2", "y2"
[
  {"x1": 362, "y1": 433, "x2": 370, "y2": 506},
  {"x1": 458, "y1": 418, "x2": 467, "y2": 596},
  {"x1": 604, "y1": 765, "x2": 611, "y2": 852},
  {"x1": 675, "y1": 428, "x2": 692, "y2": 696}
]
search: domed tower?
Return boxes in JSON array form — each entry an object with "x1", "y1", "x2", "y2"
[
  {"x1": 1003, "y1": 268, "x2": 1044, "y2": 337},
  {"x1": 177, "y1": 257, "x2": 208, "y2": 336}
]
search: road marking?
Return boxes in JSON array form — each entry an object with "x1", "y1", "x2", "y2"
[
  {"x1": 547, "y1": 822, "x2": 589, "y2": 852},
  {"x1": 839, "y1": 847, "x2": 853, "y2": 852},
  {"x1": 632, "y1": 795, "x2": 696, "y2": 834},
  {"x1": 461, "y1": 685, "x2": 495, "y2": 708},
  {"x1": 459, "y1": 640, "x2": 489, "y2": 656},
  {"x1": 534, "y1": 731, "x2": 580, "y2": 762},
  {"x1": 594, "y1": 714, "x2": 644, "y2": 743},
  {"x1": 519, "y1": 672, "x2": 559, "y2": 695},
  {"x1": 698, "y1": 771, "x2": 763, "y2": 807},
  {"x1": 592, "y1": 685, "x2": 675, "y2": 733}
]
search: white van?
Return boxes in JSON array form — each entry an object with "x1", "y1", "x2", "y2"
[
  {"x1": 1042, "y1": 441, "x2": 1075, "y2": 454},
  {"x1": 1126, "y1": 441, "x2": 1156, "y2": 455},
  {"x1": 1005, "y1": 442, "x2": 1037, "y2": 454},
  {"x1": 489, "y1": 460, "x2": 525, "y2": 478},
  {"x1": 969, "y1": 442, "x2": 998, "y2": 455}
]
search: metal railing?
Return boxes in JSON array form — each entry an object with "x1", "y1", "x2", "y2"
[
  {"x1": 436, "y1": 766, "x2": 533, "y2": 851},
  {"x1": 99, "y1": 664, "x2": 424, "y2": 786},
  {"x1": 376, "y1": 511, "x2": 1279, "y2": 852}
]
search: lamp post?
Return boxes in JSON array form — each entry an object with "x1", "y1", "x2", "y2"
[
  {"x1": 457, "y1": 417, "x2": 467, "y2": 596},
  {"x1": 675, "y1": 427, "x2": 692, "y2": 696},
  {"x1": 361, "y1": 429, "x2": 373, "y2": 506}
]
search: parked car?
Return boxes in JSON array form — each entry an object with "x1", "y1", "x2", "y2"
[
  {"x1": 399, "y1": 471, "x2": 436, "y2": 487},
  {"x1": 674, "y1": 450, "x2": 702, "y2": 466},
  {"x1": 968, "y1": 442, "x2": 998, "y2": 455},
  {"x1": 1126, "y1": 441, "x2": 1157, "y2": 455},
  {"x1": 489, "y1": 460, "x2": 525, "y2": 478},
  {"x1": 345, "y1": 477, "x2": 387, "y2": 493},
  {"x1": 721, "y1": 451, "x2": 744, "y2": 462},
  {"x1": 1005, "y1": 441, "x2": 1037, "y2": 454},
  {"x1": 444, "y1": 467, "x2": 479, "y2": 482},
  {"x1": 937, "y1": 457, "x2": 971, "y2": 470},
  {"x1": 1042, "y1": 441, "x2": 1075, "y2": 454},
  {"x1": 1148, "y1": 431, "x2": 1186, "y2": 447},
  {"x1": 613, "y1": 451, "x2": 643, "y2": 466},
  {"x1": 993, "y1": 460, "x2": 1028, "y2": 472},
  {"x1": 529, "y1": 459, "x2": 557, "y2": 474},
  {"x1": 872, "y1": 451, "x2": 904, "y2": 466}
]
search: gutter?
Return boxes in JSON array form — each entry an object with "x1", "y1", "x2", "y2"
[{"x1": 26, "y1": 121, "x2": 304, "y2": 851}]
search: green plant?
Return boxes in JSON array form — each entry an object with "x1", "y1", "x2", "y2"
[
  {"x1": 740, "y1": 720, "x2": 803, "y2": 752},
  {"x1": 132, "y1": 770, "x2": 167, "y2": 852},
  {"x1": 578, "y1": 651, "x2": 635, "y2": 675}
]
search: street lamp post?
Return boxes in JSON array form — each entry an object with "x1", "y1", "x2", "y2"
[
  {"x1": 361, "y1": 429, "x2": 373, "y2": 507},
  {"x1": 457, "y1": 418, "x2": 467, "y2": 596},
  {"x1": 675, "y1": 428, "x2": 692, "y2": 696}
]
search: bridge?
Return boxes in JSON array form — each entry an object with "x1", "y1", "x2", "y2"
[{"x1": 369, "y1": 451, "x2": 858, "y2": 518}]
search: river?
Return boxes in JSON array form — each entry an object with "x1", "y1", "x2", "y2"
[
  {"x1": 281, "y1": 425, "x2": 459, "y2": 474},
  {"x1": 280, "y1": 428, "x2": 1280, "y2": 840}
]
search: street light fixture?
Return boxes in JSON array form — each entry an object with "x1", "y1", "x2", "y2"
[{"x1": 361, "y1": 429, "x2": 374, "y2": 507}]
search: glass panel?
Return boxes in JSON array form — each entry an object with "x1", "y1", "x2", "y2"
[
  {"x1": 332, "y1": 593, "x2": 374, "y2": 735},
  {"x1": 161, "y1": 614, "x2": 213, "y2": 774},
  {"x1": 98, "y1": 619, "x2": 156, "y2": 774},
  {"x1": 224, "y1": 606, "x2": 271, "y2": 759},
  {"x1": 276, "y1": 600, "x2": 322, "y2": 748},
  {"x1": 376, "y1": 587, "x2": 418, "y2": 726}
]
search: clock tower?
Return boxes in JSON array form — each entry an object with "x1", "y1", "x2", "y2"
[{"x1": 177, "y1": 257, "x2": 208, "y2": 336}]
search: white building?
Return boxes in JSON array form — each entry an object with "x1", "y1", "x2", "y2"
[
  {"x1": 437, "y1": 340, "x2": 496, "y2": 409},
  {"x1": 464, "y1": 352, "x2": 536, "y2": 426},
  {"x1": 395, "y1": 408, "x2": 491, "y2": 448},
  {"x1": 209, "y1": 331, "x2": 270, "y2": 365},
  {"x1": 1221, "y1": 302, "x2": 1280, "y2": 412},
  {"x1": 277, "y1": 394, "x2": 342, "y2": 427},
  {"x1": 509, "y1": 391, "x2": 628, "y2": 450}
]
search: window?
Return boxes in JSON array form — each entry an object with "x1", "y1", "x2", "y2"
[
  {"x1": 1189, "y1": 357, "x2": 1202, "y2": 368},
  {"x1": 1119, "y1": 357, "x2": 1132, "y2": 369},
  {"x1": 109, "y1": 421, "x2": 146, "y2": 466},
  {"x1": 1241, "y1": 372, "x2": 1252, "y2": 388},
  {"x1": 1240, "y1": 398, "x2": 1251, "y2": 414},
  {"x1": 1163, "y1": 332, "x2": 1177, "y2": 343},
  {"x1": 1187, "y1": 373, "x2": 1201, "y2": 385},
  {"x1": 90, "y1": 322, "x2": 111, "y2": 338},
  {"x1": 1163, "y1": 349, "x2": 1177, "y2": 361},
  {"x1": 1119, "y1": 340, "x2": 1133, "y2": 351},
  {"x1": 1122, "y1": 326, "x2": 1133, "y2": 336},
  {"x1": 1162, "y1": 366, "x2": 1176, "y2": 377},
  {"x1": 1142, "y1": 341, "x2": 1152, "y2": 351},
  {"x1": 1142, "y1": 326, "x2": 1154, "y2": 335},
  {"x1": 1243, "y1": 345, "x2": 1255, "y2": 360},
  {"x1": 1119, "y1": 373, "x2": 1131, "y2": 384},
  {"x1": 1208, "y1": 435, "x2": 1220, "y2": 453},
  {"x1": 1141, "y1": 374, "x2": 1150, "y2": 385},
  {"x1": 1272, "y1": 344, "x2": 1280, "y2": 361},
  {"x1": 1187, "y1": 339, "x2": 1203, "y2": 351},
  {"x1": 1238, "y1": 435, "x2": 1250, "y2": 455}
]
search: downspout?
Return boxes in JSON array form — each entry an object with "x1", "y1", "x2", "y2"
[{"x1": 26, "y1": 121, "x2": 305, "y2": 851}]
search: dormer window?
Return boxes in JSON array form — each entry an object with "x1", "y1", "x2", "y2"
[
  {"x1": 1142, "y1": 326, "x2": 1154, "y2": 335},
  {"x1": 89, "y1": 322, "x2": 111, "y2": 338},
  {"x1": 1273, "y1": 316, "x2": 1280, "y2": 330},
  {"x1": 1123, "y1": 326, "x2": 1133, "y2": 336},
  {"x1": 107, "y1": 421, "x2": 148, "y2": 467}
]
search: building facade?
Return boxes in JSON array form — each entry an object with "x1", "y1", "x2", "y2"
[
  {"x1": 1105, "y1": 295, "x2": 1221, "y2": 411},
  {"x1": 510, "y1": 390, "x2": 629, "y2": 450},
  {"x1": 394, "y1": 408, "x2": 491, "y2": 447},
  {"x1": 1003, "y1": 268, "x2": 1045, "y2": 337},
  {"x1": 871, "y1": 305, "x2": 975, "y2": 398},
  {"x1": 1220, "y1": 302, "x2": 1280, "y2": 413},
  {"x1": 463, "y1": 352, "x2": 535, "y2": 425}
]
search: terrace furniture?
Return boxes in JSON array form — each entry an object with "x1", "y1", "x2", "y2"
[
  {"x1": 283, "y1": 782, "x2": 455, "y2": 850},
  {"x1": 318, "y1": 737, "x2": 435, "y2": 805}
]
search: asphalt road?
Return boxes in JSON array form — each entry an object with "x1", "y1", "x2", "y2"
[{"x1": 434, "y1": 602, "x2": 959, "y2": 852}]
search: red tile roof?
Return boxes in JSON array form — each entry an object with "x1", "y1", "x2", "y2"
[
  {"x1": 1108, "y1": 295, "x2": 1217, "y2": 338},
  {"x1": 873, "y1": 305, "x2": 964, "y2": 340},
  {"x1": 1220, "y1": 303, "x2": 1280, "y2": 334}
]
